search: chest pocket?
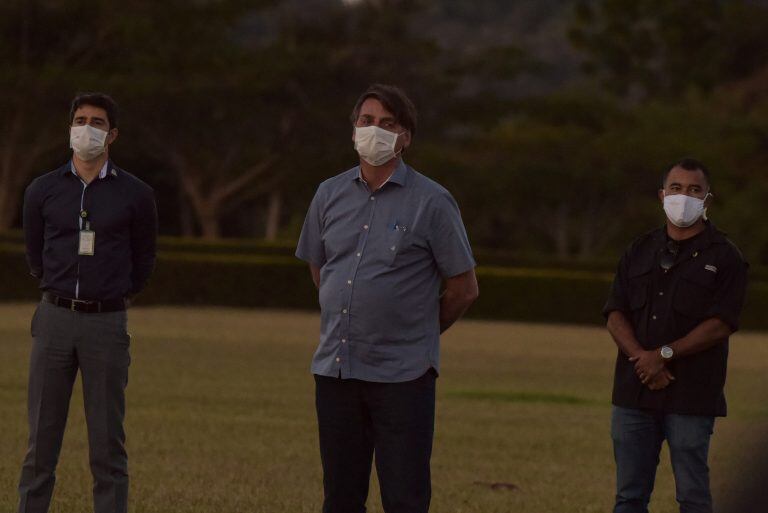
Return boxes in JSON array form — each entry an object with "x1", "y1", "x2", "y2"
[
  {"x1": 385, "y1": 227, "x2": 407, "y2": 266},
  {"x1": 673, "y1": 265, "x2": 717, "y2": 318},
  {"x1": 627, "y1": 261, "x2": 653, "y2": 311}
]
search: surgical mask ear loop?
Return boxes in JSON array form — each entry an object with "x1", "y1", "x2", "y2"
[{"x1": 703, "y1": 191, "x2": 712, "y2": 220}]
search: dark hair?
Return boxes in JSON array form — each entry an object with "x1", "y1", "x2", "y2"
[
  {"x1": 350, "y1": 84, "x2": 418, "y2": 138},
  {"x1": 662, "y1": 157, "x2": 711, "y2": 188},
  {"x1": 69, "y1": 92, "x2": 119, "y2": 129}
]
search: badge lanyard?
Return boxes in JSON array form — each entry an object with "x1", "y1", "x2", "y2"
[{"x1": 78, "y1": 210, "x2": 95, "y2": 256}]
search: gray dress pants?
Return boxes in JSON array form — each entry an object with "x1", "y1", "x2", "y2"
[{"x1": 18, "y1": 301, "x2": 131, "y2": 513}]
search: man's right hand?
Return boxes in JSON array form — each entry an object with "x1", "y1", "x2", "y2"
[{"x1": 646, "y1": 368, "x2": 675, "y2": 390}]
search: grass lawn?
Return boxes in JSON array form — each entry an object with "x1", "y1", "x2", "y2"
[{"x1": 0, "y1": 304, "x2": 766, "y2": 512}]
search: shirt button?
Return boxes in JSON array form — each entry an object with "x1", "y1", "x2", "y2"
[
  {"x1": 342, "y1": 309, "x2": 348, "y2": 314},
  {"x1": 341, "y1": 339, "x2": 346, "y2": 343},
  {"x1": 356, "y1": 253, "x2": 361, "y2": 257},
  {"x1": 363, "y1": 225, "x2": 369, "y2": 230},
  {"x1": 336, "y1": 357, "x2": 340, "y2": 362},
  {"x1": 347, "y1": 280, "x2": 352, "y2": 285},
  {"x1": 390, "y1": 246, "x2": 396, "y2": 251},
  {"x1": 652, "y1": 315, "x2": 657, "y2": 320},
  {"x1": 659, "y1": 292, "x2": 664, "y2": 296},
  {"x1": 370, "y1": 196, "x2": 375, "y2": 201}
]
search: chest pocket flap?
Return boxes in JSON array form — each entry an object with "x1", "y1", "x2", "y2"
[
  {"x1": 674, "y1": 264, "x2": 717, "y2": 318},
  {"x1": 627, "y1": 260, "x2": 653, "y2": 310}
]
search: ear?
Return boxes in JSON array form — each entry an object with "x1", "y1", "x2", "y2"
[
  {"x1": 704, "y1": 192, "x2": 713, "y2": 208},
  {"x1": 657, "y1": 188, "x2": 665, "y2": 204},
  {"x1": 401, "y1": 130, "x2": 412, "y2": 149},
  {"x1": 107, "y1": 127, "x2": 119, "y2": 145}
]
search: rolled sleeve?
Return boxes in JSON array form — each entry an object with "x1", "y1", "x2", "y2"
[
  {"x1": 705, "y1": 250, "x2": 748, "y2": 332},
  {"x1": 295, "y1": 186, "x2": 327, "y2": 268},
  {"x1": 427, "y1": 192, "x2": 475, "y2": 278}
]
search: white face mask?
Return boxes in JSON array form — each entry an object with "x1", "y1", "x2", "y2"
[
  {"x1": 354, "y1": 126, "x2": 402, "y2": 166},
  {"x1": 663, "y1": 192, "x2": 709, "y2": 228},
  {"x1": 70, "y1": 125, "x2": 108, "y2": 161}
]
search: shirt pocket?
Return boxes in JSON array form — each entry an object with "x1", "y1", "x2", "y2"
[
  {"x1": 673, "y1": 266, "x2": 716, "y2": 319},
  {"x1": 627, "y1": 262, "x2": 652, "y2": 311},
  {"x1": 385, "y1": 227, "x2": 407, "y2": 266}
]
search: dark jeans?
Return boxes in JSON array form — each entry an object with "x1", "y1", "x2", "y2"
[
  {"x1": 314, "y1": 370, "x2": 436, "y2": 513},
  {"x1": 18, "y1": 301, "x2": 131, "y2": 513},
  {"x1": 611, "y1": 406, "x2": 716, "y2": 513}
]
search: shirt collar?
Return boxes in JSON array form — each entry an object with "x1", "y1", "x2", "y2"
[
  {"x1": 67, "y1": 160, "x2": 115, "y2": 180},
  {"x1": 353, "y1": 159, "x2": 408, "y2": 189},
  {"x1": 656, "y1": 221, "x2": 725, "y2": 251}
]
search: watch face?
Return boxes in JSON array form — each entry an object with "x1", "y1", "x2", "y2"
[{"x1": 661, "y1": 346, "x2": 674, "y2": 359}]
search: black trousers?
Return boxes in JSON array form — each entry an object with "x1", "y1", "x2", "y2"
[
  {"x1": 18, "y1": 301, "x2": 130, "y2": 513},
  {"x1": 314, "y1": 370, "x2": 436, "y2": 513}
]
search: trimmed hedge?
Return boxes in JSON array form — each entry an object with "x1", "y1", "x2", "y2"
[
  {"x1": 3, "y1": 229, "x2": 765, "y2": 278},
  {"x1": 2, "y1": 245, "x2": 767, "y2": 330}
]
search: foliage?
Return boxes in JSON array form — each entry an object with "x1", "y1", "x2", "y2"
[{"x1": 2, "y1": 0, "x2": 768, "y2": 264}]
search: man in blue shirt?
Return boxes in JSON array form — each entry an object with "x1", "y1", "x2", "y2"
[
  {"x1": 296, "y1": 84, "x2": 478, "y2": 513},
  {"x1": 19, "y1": 93, "x2": 157, "y2": 513}
]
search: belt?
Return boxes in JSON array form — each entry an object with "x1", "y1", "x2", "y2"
[{"x1": 42, "y1": 292, "x2": 126, "y2": 313}]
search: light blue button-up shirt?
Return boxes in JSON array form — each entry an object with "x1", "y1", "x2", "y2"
[{"x1": 296, "y1": 160, "x2": 476, "y2": 382}]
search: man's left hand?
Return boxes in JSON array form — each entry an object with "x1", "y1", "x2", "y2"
[{"x1": 629, "y1": 350, "x2": 665, "y2": 384}]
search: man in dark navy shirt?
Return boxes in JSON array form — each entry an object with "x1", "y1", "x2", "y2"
[
  {"x1": 604, "y1": 158, "x2": 748, "y2": 513},
  {"x1": 18, "y1": 92, "x2": 157, "y2": 513}
]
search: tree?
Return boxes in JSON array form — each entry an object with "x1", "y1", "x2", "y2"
[
  {"x1": 569, "y1": 0, "x2": 768, "y2": 101},
  {"x1": 0, "y1": 0, "x2": 128, "y2": 231}
]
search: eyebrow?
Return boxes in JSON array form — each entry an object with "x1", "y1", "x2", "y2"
[
  {"x1": 667, "y1": 182, "x2": 703, "y2": 189},
  {"x1": 74, "y1": 115, "x2": 107, "y2": 123},
  {"x1": 358, "y1": 113, "x2": 396, "y2": 122}
]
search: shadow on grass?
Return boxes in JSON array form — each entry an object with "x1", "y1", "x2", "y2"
[{"x1": 445, "y1": 389, "x2": 595, "y2": 405}]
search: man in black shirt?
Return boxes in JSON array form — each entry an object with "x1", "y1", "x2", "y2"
[
  {"x1": 603, "y1": 158, "x2": 748, "y2": 513},
  {"x1": 18, "y1": 93, "x2": 157, "y2": 513}
]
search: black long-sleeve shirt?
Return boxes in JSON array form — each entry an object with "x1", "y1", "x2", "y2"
[{"x1": 23, "y1": 161, "x2": 157, "y2": 300}]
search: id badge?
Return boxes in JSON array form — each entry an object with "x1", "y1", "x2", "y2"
[{"x1": 78, "y1": 230, "x2": 95, "y2": 255}]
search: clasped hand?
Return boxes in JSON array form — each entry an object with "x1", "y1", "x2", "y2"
[{"x1": 629, "y1": 350, "x2": 675, "y2": 391}]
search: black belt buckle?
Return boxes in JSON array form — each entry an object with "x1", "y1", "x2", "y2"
[{"x1": 69, "y1": 298, "x2": 99, "y2": 313}]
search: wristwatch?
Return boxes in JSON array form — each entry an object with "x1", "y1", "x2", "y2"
[{"x1": 660, "y1": 345, "x2": 674, "y2": 360}]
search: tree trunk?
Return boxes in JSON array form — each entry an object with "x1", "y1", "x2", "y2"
[
  {"x1": 198, "y1": 205, "x2": 222, "y2": 239},
  {"x1": 0, "y1": 145, "x2": 25, "y2": 232},
  {"x1": 553, "y1": 205, "x2": 570, "y2": 259},
  {"x1": 577, "y1": 215, "x2": 596, "y2": 260},
  {"x1": 0, "y1": 180, "x2": 22, "y2": 231},
  {"x1": 178, "y1": 188, "x2": 196, "y2": 237},
  {"x1": 264, "y1": 190, "x2": 282, "y2": 241}
]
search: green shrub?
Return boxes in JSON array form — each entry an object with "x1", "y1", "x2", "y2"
[{"x1": 1, "y1": 244, "x2": 766, "y2": 330}]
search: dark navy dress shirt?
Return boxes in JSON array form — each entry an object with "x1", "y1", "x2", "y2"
[
  {"x1": 23, "y1": 161, "x2": 158, "y2": 301},
  {"x1": 296, "y1": 161, "x2": 476, "y2": 383}
]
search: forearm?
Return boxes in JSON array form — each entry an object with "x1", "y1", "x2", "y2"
[
  {"x1": 439, "y1": 270, "x2": 478, "y2": 333},
  {"x1": 606, "y1": 310, "x2": 644, "y2": 359},
  {"x1": 309, "y1": 264, "x2": 320, "y2": 289},
  {"x1": 130, "y1": 259, "x2": 155, "y2": 295},
  {"x1": 22, "y1": 193, "x2": 43, "y2": 279},
  {"x1": 129, "y1": 194, "x2": 158, "y2": 295},
  {"x1": 439, "y1": 292, "x2": 473, "y2": 333},
  {"x1": 668, "y1": 317, "x2": 732, "y2": 360}
]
